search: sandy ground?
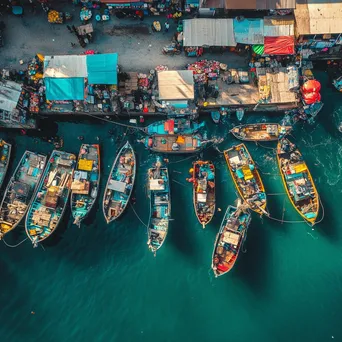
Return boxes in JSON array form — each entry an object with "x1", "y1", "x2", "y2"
[{"x1": 0, "y1": 1, "x2": 247, "y2": 72}]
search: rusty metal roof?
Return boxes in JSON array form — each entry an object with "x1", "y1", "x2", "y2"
[
  {"x1": 294, "y1": 0, "x2": 342, "y2": 35},
  {"x1": 225, "y1": 0, "x2": 295, "y2": 9}
]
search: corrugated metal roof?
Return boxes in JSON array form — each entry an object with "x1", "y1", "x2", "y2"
[
  {"x1": 294, "y1": 0, "x2": 342, "y2": 35},
  {"x1": 225, "y1": 0, "x2": 295, "y2": 9},
  {"x1": 233, "y1": 19, "x2": 264, "y2": 44},
  {"x1": 44, "y1": 55, "x2": 88, "y2": 78},
  {"x1": 158, "y1": 71, "x2": 194, "y2": 101},
  {"x1": 0, "y1": 81, "x2": 21, "y2": 112},
  {"x1": 200, "y1": 0, "x2": 225, "y2": 8},
  {"x1": 264, "y1": 15, "x2": 295, "y2": 36},
  {"x1": 183, "y1": 19, "x2": 236, "y2": 47}
]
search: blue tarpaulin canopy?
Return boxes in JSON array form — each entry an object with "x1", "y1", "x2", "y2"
[
  {"x1": 233, "y1": 19, "x2": 264, "y2": 45},
  {"x1": 45, "y1": 78, "x2": 84, "y2": 101},
  {"x1": 186, "y1": 0, "x2": 199, "y2": 5},
  {"x1": 86, "y1": 53, "x2": 118, "y2": 85}
]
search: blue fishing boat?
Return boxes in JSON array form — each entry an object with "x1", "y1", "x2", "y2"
[
  {"x1": 25, "y1": 150, "x2": 76, "y2": 247},
  {"x1": 0, "y1": 151, "x2": 47, "y2": 239},
  {"x1": 0, "y1": 139, "x2": 11, "y2": 189},
  {"x1": 212, "y1": 204, "x2": 251, "y2": 277},
  {"x1": 71, "y1": 144, "x2": 100, "y2": 227},
  {"x1": 210, "y1": 111, "x2": 221, "y2": 124},
  {"x1": 145, "y1": 119, "x2": 205, "y2": 135},
  {"x1": 147, "y1": 157, "x2": 171, "y2": 254},
  {"x1": 103, "y1": 141, "x2": 136, "y2": 223}
]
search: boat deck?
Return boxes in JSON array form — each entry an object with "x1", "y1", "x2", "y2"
[
  {"x1": 151, "y1": 135, "x2": 201, "y2": 152},
  {"x1": 71, "y1": 144, "x2": 100, "y2": 224},
  {"x1": 104, "y1": 144, "x2": 135, "y2": 221},
  {"x1": 26, "y1": 152, "x2": 75, "y2": 241},
  {"x1": 213, "y1": 208, "x2": 250, "y2": 275}
]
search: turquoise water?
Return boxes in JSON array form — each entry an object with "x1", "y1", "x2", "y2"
[{"x1": 1, "y1": 72, "x2": 342, "y2": 342}]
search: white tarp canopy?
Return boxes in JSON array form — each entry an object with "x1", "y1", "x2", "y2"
[
  {"x1": 183, "y1": 19, "x2": 237, "y2": 47},
  {"x1": 0, "y1": 81, "x2": 21, "y2": 113},
  {"x1": 108, "y1": 179, "x2": 126, "y2": 192},
  {"x1": 43, "y1": 55, "x2": 88, "y2": 78},
  {"x1": 149, "y1": 178, "x2": 165, "y2": 191},
  {"x1": 158, "y1": 70, "x2": 195, "y2": 101}
]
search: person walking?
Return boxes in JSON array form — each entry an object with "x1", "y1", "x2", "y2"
[{"x1": 164, "y1": 21, "x2": 169, "y2": 33}]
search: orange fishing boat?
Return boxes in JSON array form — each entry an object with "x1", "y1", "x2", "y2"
[{"x1": 212, "y1": 205, "x2": 251, "y2": 277}]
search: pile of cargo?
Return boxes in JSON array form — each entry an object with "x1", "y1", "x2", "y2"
[{"x1": 301, "y1": 80, "x2": 321, "y2": 105}]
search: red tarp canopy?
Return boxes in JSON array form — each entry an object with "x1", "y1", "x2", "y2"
[{"x1": 264, "y1": 36, "x2": 294, "y2": 55}]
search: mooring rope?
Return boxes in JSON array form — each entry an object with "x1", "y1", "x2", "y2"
[
  {"x1": 256, "y1": 141, "x2": 276, "y2": 150},
  {"x1": 172, "y1": 179, "x2": 188, "y2": 187},
  {"x1": 83, "y1": 112, "x2": 146, "y2": 131},
  {"x1": 168, "y1": 155, "x2": 196, "y2": 164},
  {"x1": 129, "y1": 202, "x2": 148, "y2": 228},
  {"x1": 2, "y1": 237, "x2": 28, "y2": 248}
]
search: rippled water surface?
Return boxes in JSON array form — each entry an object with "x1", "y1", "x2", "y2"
[{"x1": 1, "y1": 72, "x2": 342, "y2": 342}]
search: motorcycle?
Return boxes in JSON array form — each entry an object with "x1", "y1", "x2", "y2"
[{"x1": 162, "y1": 42, "x2": 181, "y2": 56}]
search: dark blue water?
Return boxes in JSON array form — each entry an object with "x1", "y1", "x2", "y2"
[{"x1": 0, "y1": 71, "x2": 342, "y2": 342}]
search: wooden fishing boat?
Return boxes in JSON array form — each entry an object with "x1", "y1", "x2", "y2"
[
  {"x1": 147, "y1": 157, "x2": 171, "y2": 254},
  {"x1": 0, "y1": 151, "x2": 47, "y2": 239},
  {"x1": 192, "y1": 161, "x2": 215, "y2": 228},
  {"x1": 224, "y1": 144, "x2": 267, "y2": 215},
  {"x1": 212, "y1": 205, "x2": 251, "y2": 277},
  {"x1": 143, "y1": 134, "x2": 206, "y2": 154},
  {"x1": 71, "y1": 144, "x2": 100, "y2": 227},
  {"x1": 103, "y1": 141, "x2": 136, "y2": 223},
  {"x1": 0, "y1": 139, "x2": 11, "y2": 188},
  {"x1": 276, "y1": 138, "x2": 319, "y2": 225},
  {"x1": 25, "y1": 150, "x2": 76, "y2": 247},
  {"x1": 230, "y1": 123, "x2": 292, "y2": 142},
  {"x1": 145, "y1": 118, "x2": 205, "y2": 135}
]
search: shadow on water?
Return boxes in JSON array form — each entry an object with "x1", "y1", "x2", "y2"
[
  {"x1": 41, "y1": 205, "x2": 72, "y2": 248},
  {"x1": 0, "y1": 259, "x2": 52, "y2": 341},
  {"x1": 233, "y1": 216, "x2": 271, "y2": 297},
  {"x1": 315, "y1": 192, "x2": 340, "y2": 243},
  {"x1": 167, "y1": 176, "x2": 199, "y2": 264}
]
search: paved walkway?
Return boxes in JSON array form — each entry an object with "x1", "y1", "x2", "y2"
[{"x1": 0, "y1": 1, "x2": 247, "y2": 72}]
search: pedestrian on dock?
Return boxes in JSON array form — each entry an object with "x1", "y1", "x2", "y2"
[{"x1": 164, "y1": 21, "x2": 169, "y2": 33}]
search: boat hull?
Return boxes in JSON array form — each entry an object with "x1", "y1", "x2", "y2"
[
  {"x1": 102, "y1": 141, "x2": 136, "y2": 223},
  {"x1": 146, "y1": 119, "x2": 204, "y2": 135},
  {"x1": 25, "y1": 150, "x2": 76, "y2": 245},
  {"x1": 0, "y1": 140, "x2": 11, "y2": 189},
  {"x1": 145, "y1": 134, "x2": 205, "y2": 154},
  {"x1": 276, "y1": 139, "x2": 319, "y2": 225},
  {"x1": 71, "y1": 144, "x2": 101, "y2": 227},
  {"x1": 192, "y1": 161, "x2": 215, "y2": 227},
  {"x1": 147, "y1": 159, "x2": 171, "y2": 253},
  {"x1": 224, "y1": 144, "x2": 267, "y2": 215},
  {"x1": 211, "y1": 205, "x2": 251, "y2": 277},
  {"x1": 230, "y1": 124, "x2": 292, "y2": 142},
  {"x1": 0, "y1": 151, "x2": 47, "y2": 238}
]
